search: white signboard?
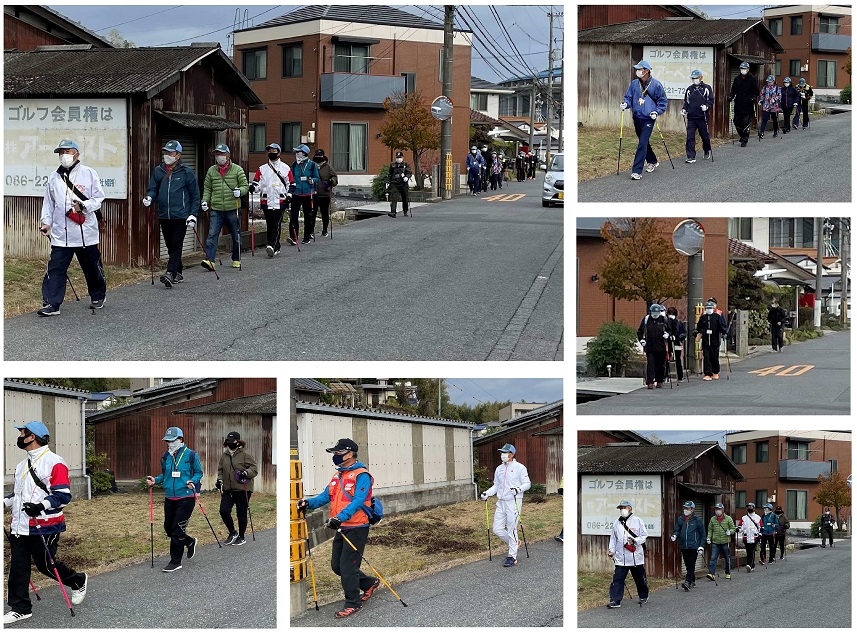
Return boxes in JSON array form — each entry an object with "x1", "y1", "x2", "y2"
[
  {"x1": 581, "y1": 474, "x2": 663, "y2": 535},
  {"x1": 5, "y1": 98, "x2": 128, "y2": 198},
  {"x1": 643, "y1": 46, "x2": 715, "y2": 100}
]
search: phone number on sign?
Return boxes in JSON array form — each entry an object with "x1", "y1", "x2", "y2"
[{"x1": 6, "y1": 174, "x2": 50, "y2": 188}]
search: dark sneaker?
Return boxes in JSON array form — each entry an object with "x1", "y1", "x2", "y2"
[
  {"x1": 321, "y1": 230, "x2": 329, "y2": 237},
  {"x1": 639, "y1": 598, "x2": 648, "y2": 605},
  {"x1": 503, "y1": 556, "x2": 517, "y2": 567},
  {"x1": 793, "y1": 123, "x2": 799, "y2": 130},
  {"x1": 704, "y1": 151, "x2": 711, "y2": 159},
  {"x1": 201, "y1": 260, "x2": 216, "y2": 271},
  {"x1": 173, "y1": 273, "x2": 184, "y2": 283},
  {"x1": 606, "y1": 601, "x2": 621, "y2": 609},
  {"x1": 286, "y1": 237, "x2": 296, "y2": 245},
  {"x1": 160, "y1": 273, "x2": 174, "y2": 288},
  {"x1": 233, "y1": 536, "x2": 246, "y2": 546},
  {"x1": 685, "y1": 158, "x2": 696, "y2": 163},
  {"x1": 37, "y1": 304, "x2": 60, "y2": 317},
  {"x1": 90, "y1": 298, "x2": 105, "y2": 310},
  {"x1": 681, "y1": 580, "x2": 689, "y2": 591},
  {"x1": 225, "y1": 532, "x2": 238, "y2": 545},
  {"x1": 273, "y1": 249, "x2": 280, "y2": 256},
  {"x1": 71, "y1": 573, "x2": 88, "y2": 605},
  {"x1": 334, "y1": 606, "x2": 362, "y2": 619},
  {"x1": 162, "y1": 562, "x2": 182, "y2": 573},
  {"x1": 186, "y1": 537, "x2": 197, "y2": 559},
  {"x1": 555, "y1": 534, "x2": 563, "y2": 543},
  {"x1": 746, "y1": 564, "x2": 752, "y2": 571},
  {"x1": 361, "y1": 579, "x2": 381, "y2": 602},
  {"x1": 3, "y1": 611, "x2": 32, "y2": 625},
  {"x1": 388, "y1": 212, "x2": 397, "y2": 218},
  {"x1": 266, "y1": 245, "x2": 274, "y2": 258}
]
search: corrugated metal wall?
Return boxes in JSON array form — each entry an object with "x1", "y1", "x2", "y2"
[
  {"x1": 476, "y1": 414, "x2": 563, "y2": 485},
  {"x1": 545, "y1": 435, "x2": 563, "y2": 494},
  {"x1": 422, "y1": 425, "x2": 447, "y2": 484}
]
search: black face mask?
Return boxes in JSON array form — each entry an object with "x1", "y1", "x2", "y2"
[
  {"x1": 17, "y1": 435, "x2": 34, "y2": 450},
  {"x1": 313, "y1": 157, "x2": 325, "y2": 164},
  {"x1": 225, "y1": 441, "x2": 238, "y2": 449},
  {"x1": 268, "y1": 153, "x2": 280, "y2": 161}
]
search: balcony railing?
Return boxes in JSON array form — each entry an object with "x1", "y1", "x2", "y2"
[
  {"x1": 779, "y1": 459, "x2": 833, "y2": 481},
  {"x1": 812, "y1": 33, "x2": 851, "y2": 53},
  {"x1": 320, "y1": 73, "x2": 405, "y2": 108}
]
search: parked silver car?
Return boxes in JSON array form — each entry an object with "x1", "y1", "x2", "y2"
[{"x1": 542, "y1": 153, "x2": 564, "y2": 207}]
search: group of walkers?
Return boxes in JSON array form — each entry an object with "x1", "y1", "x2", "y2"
[
  {"x1": 607, "y1": 499, "x2": 838, "y2": 608},
  {"x1": 464, "y1": 145, "x2": 537, "y2": 195},
  {"x1": 4, "y1": 421, "x2": 259, "y2": 625},
  {"x1": 619, "y1": 59, "x2": 815, "y2": 179}
]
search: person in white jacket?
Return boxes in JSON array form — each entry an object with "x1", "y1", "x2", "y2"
[
  {"x1": 480, "y1": 443, "x2": 531, "y2": 567},
  {"x1": 607, "y1": 500, "x2": 649, "y2": 608},
  {"x1": 38, "y1": 139, "x2": 106, "y2": 316},
  {"x1": 737, "y1": 502, "x2": 762, "y2": 571},
  {"x1": 249, "y1": 143, "x2": 294, "y2": 257}
]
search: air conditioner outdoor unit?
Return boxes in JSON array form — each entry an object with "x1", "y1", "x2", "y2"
[{"x1": 307, "y1": 130, "x2": 316, "y2": 144}]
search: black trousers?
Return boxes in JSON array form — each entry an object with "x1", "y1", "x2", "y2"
[
  {"x1": 160, "y1": 218, "x2": 187, "y2": 274},
  {"x1": 390, "y1": 185, "x2": 409, "y2": 215},
  {"x1": 685, "y1": 117, "x2": 711, "y2": 159},
  {"x1": 702, "y1": 343, "x2": 721, "y2": 376},
  {"x1": 8, "y1": 532, "x2": 86, "y2": 615},
  {"x1": 289, "y1": 196, "x2": 312, "y2": 242},
  {"x1": 775, "y1": 533, "x2": 786, "y2": 558},
  {"x1": 745, "y1": 541, "x2": 757, "y2": 568},
  {"x1": 771, "y1": 324, "x2": 784, "y2": 350},
  {"x1": 759, "y1": 534, "x2": 776, "y2": 562},
  {"x1": 645, "y1": 349, "x2": 667, "y2": 384},
  {"x1": 821, "y1": 525, "x2": 834, "y2": 546},
  {"x1": 263, "y1": 206, "x2": 285, "y2": 252},
  {"x1": 734, "y1": 110, "x2": 752, "y2": 143},
  {"x1": 42, "y1": 244, "x2": 106, "y2": 307},
  {"x1": 781, "y1": 106, "x2": 794, "y2": 131},
  {"x1": 608, "y1": 564, "x2": 648, "y2": 604},
  {"x1": 163, "y1": 497, "x2": 195, "y2": 564},
  {"x1": 681, "y1": 548, "x2": 699, "y2": 584},
  {"x1": 516, "y1": 166, "x2": 525, "y2": 181},
  {"x1": 331, "y1": 527, "x2": 377, "y2": 609},
  {"x1": 673, "y1": 345, "x2": 685, "y2": 381},
  {"x1": 219, "y1": 490, "x2": 251, "y2": 537},
  {"x1": 315, "y1": 196, "x2": 332, "y2": 233}
]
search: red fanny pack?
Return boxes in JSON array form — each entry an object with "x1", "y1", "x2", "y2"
[
  {"x1": 624, "y1": 543, "x2": 637, "y2": 553},
  {"x1": 66, "y1": 209, "x2": 86, "y2": 225}
]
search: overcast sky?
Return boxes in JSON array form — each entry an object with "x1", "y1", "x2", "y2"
[
  {"x1": 638, "y1": 430, "x2": 731, "y2": 448},
  {"x1": 691, "y1": 5, "x2": 768, "y2": 19},
  {"x1": 445, "y1": 378, "x2": 563, "y2": 406},
  {"x1": 48, "y1": 4, "x2": 563, "y2": 84}
]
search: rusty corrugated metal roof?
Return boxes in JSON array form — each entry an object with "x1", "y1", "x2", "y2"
[{"x1": 175, "y1": 392, "x2": 276, "y2": 415}]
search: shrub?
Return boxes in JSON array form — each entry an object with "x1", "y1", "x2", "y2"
[
  {"x1": 89, "y1": 471, "x2": 114, "y2": 495},
  {"x1": 798, "y1": 306, "x2": 814, "y2": 327},
  {"x1": 585, "y1": 321, "x2": 637, "y2": 376},
  {"x1": 527, "y1": 484, "x2": 546, "y2": 496},
  {"x1": 748, "y1": 310, "x2": 769, "y2": 339},
  {"x1": 840, "y1": 84, "x2": 851, "y2": 105},
  {"x1": 372, "y1": 164, "x2": 391, "y2": 201},
  {"x1": 810, "y1": 516, "x2": 821, "y2": 538}
]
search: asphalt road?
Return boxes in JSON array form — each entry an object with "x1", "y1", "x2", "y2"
[
  {"x1": 12, "y1": 528, "x2": 276, "y2": 628},
  {"x1": 4, "y1": 180, "x2": 563, "y2": 361},
  {"x1": 578, "y1": 539, "x2": 851, "y2": 627},
  {"x1": 291, "y1": 538, "x2": 563, "y2": 627},
  {"x1": 578, "y1": 111, "x2": 851, "y2": 202},
  {"x1": 578, "y1": 330, "x2": 850, "y2": 415}
]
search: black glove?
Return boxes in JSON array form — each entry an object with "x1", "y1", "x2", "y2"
[
  {"x1": 23, "y1": 502, "x2": 44, "y2": 517},
  {"x1": 727, "y1": 95, "x2": 734, "y2": 103},
  {"x1": 557, "y1": 487, "x2": 563, "y2": 496},
  {"x1": 297, "y1": 499, "x2": 309, "y2": 513},
  {"x1": 240, "y1": 470, "x2": 249, "y2": 480},
  {"x1": 215, "y1": 479, "x2": 223, "y2": 491},
  {"x1": 325, "y1": 516, "x2": 341, "y2": 530},
  {"x1": 249, "y1": 181, "x2": 258, "y2": 193}
]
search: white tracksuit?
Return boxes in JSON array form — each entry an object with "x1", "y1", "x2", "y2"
[
  {"x1": 41, "y1": 162, "x2": 105, "y2": 247},
  {"x1": 608, "y1": 514, "x2": 648, "y2": 566},
  {"x1": 738, "y1": 512, "x2": 762, "y2": 543},
  {"x1": 484, "y1": 459, "x2": 531, "y2": 559}
]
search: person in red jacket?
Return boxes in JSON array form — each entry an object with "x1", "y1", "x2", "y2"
[{"x1": 297, "y1": 438, "x2": 380, "y2": 619}]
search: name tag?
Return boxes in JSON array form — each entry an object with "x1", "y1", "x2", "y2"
[
  {"x1": 706, "y1": 330, "x2": 713, "y2": 335},
  {"x1": 172, "y1": 471, "x2": 181, "y2": 478},
  {"x1": 300, "y1": 176, "x2": 308, "y2": 182}
]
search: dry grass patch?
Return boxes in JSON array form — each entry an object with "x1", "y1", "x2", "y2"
[{"x1": 578, "y1": 570, "x2": 675, "y2": 611}]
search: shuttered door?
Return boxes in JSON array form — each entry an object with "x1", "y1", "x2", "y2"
[{"x1": 158, "y1": 136, "x2": 199, "y2": 258}]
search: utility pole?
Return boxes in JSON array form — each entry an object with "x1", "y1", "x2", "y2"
[
  {"x1": 441, "y1": 6, "x2": 454, "y2": 200},
  {"x1": 437, "y1": 378, "x2": 442, "y2": 416},
  {"x1": 528, "y1": 86, "x2": 536, "y2": 153},
  {"x1": 687, "y1": 218, "x2": 705, "y2": 375},
  {"x1": 558, "y1": 21, "x2": 565, "y2": 153},
  {"x1": 815, "y1": 217, "x2": 824, "y2": 327},
  {"x1": 545, "y1": 9, "x2": 562, "y2": 165},
  {"x1": 840, "y1": 218, "x2": 849, "y2": 327}
]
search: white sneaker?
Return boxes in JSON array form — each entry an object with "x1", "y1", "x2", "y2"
[
  {"x1": 71, "y1": 572, "x2": 88, "y2": 605},
  {"x1": 685, "y1": 158, "x2": 696, "y2": 163},
  {"x1": 630, "y1": 173, "x2": 642, "y2": 180},
  {"x1": 265, "y1": 245, "x2": 274, "y2": 258},
  {"x1": 645, "y1": 162, "x2": 659, "y2": 173},
  {"x1": 3, "y1": 611, "x2": 32, "y2": 625}
]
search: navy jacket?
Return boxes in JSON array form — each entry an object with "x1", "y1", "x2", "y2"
[
  {"x1": 146, "y1": 161, "x2": 200, "y2": 220},
  {"x1": 684, "y1": 83, "x2": 714, "y2": 119},
  {"x1": 673, "y1": 514, "x2": 706, "y2": 550}
]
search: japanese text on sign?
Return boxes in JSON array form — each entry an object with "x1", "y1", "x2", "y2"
[
  {"x1": 5, "y1": 99, "x2": 127, "y2": 198},
  {"x1": 643, "y1": 46, "x2": 715, "y2": 100},
  {"x1": 580, "y1": 474, "x2": 663, "y2": 535}
]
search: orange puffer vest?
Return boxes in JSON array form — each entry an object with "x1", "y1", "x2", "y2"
[{"x1": 328, "y1": 467, "x2": 373, "y2": 528}]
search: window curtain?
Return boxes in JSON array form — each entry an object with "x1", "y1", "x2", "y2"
[
  {"x1": 353, "y1": 46, "x2": 369, "y2": 74},
  {"x1": 349, "y1": 124, "x2": 365, "y2": 171},
  {"x1": 332, "y1": 123, "x2": 349, "y2": 172}
]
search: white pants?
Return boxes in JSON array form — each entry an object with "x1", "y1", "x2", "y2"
[{"x1": 493, "y1": 498, "x2": 521, "y2": 558}]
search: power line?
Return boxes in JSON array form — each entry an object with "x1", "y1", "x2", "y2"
[
  {"x1": 151, "y1": 6, "x2": 282, "y2": 46},
  {"x1": 447, "y1": 381, "x2": 486, "y2": 405},
  {"x1": 467, "y1": 379, "x2": 501, "y2": 402},
  {"x1": 89, "y1": 6, "x2": 183, "y2": 33}
]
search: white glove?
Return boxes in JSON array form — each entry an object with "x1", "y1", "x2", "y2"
[
  {"x1": 680, "y1": 109, "x2": 687, "y2": 116},
  {"x1": 480, "y1": 492, "x2": 488, "y2": 501},
  {"x1": 233, "y1": 188, "x2": 241, "y2": 198},
  {"x1": 640, "y1": 339, "x2": 646, "y2": 347},
  {"x1": 620, "y1": 102, "x2": 628, "y2": 111},
  {"x1": 510, "y1": 487, "x2": 520, "y2": 496},
  {"x1": 186, "y1": 215, "x2": 197, "y2": 228},
  {"x1": 726, "y1": 530, "x2": 731, "y2": 536},
  {"x1": 707, "y1": 538, "x2": 711, "y2": 544},
  {"x1": 650, "y1": 111, "x2": 658, "y2": 120},
  {"x1": 201, "y1": 201, "x2": 209, "y2": 212},
  {"x1": 701, "y1": 105, "x2": 708, "y2": 112},
  {"x1": 663, "y1": 332, "x2": 670, "y2": 339},
  {"x1": 142, "y1": 196, "x2": 152, "y2": 207},
  {"x1": 670, "y1": 534, "x2": 676, "y2": 542}
]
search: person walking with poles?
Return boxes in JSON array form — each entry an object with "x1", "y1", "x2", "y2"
[
  {"x1": 681, "y1": 69, "x2": 714, "y2": 164},
  {"x1": 466, "y1": 146, "x2": 484, "y2": 195},
  {"x1": 38, "y1": 138, "x2": 107, "y2": 317},
  {"x1": 820, "y1": 508, "x2": 836, "y2": 547},
  {"x1": 215, "y1": 431, "x2": 258, "y2": 547},
  {"x1": 637, "y1": 303, "x2": 674, "y2": 389},
  {"x1": 793, "y1": 78, "x2": 814, "y2": 129},
  {"x1": 249, "y1": 142, "x2": 293, "y2": 257},
  {"x1": 145, "y1": 427, "x2": 203, "y2": 572},
  {"x1": 671, "y1": 501, "x2": 705, "y2": 591},
  {"x1": 143, "y1": 140, "x2": 201, "y2": 288},
  {"x1": 706, "y1": 502, "x2": 736, "y2": 580},
  {"x1": 666, "y1": 306, "x2": 687, "y2": 381},
  {"x1": 774, "y1": 505, "x2": 790, "y2": 559},
  {"x1": 480, "y1": 443, "x2": 531, "y2": 568},
  {"x1": 759, "y1": 503, "x2": 779, "y2": 564},
  {"x1": 738, "y1": 502, "x2": 762, "y2": 572},
  {"x1": 311, "y1": 149, "x2": 338, "y2": 236},
  {"x1": 620, "y1": 60, "x2": 667, "y2": 180},
  {"x1": 606, "y1": 500, "x2": 649, "y2": 608},
  {"x1": 758, "y1": 76, "x2": 782, "y2": 140},
  {"x1": 296, "y1": 439, "x2": 380, "y2": 619},
  {"x1": 767, "y1": 298, "x2": 787, "y2": 352},
  {"x1": 3, "y1": 421, "x2": 88, "y2": 625},
  {"x1": 287, "y1": 144, "x2": 320, "y2": 245},
  {"x1": 694, "y1": 300, "x2": 729, "y2": 380},
  {"x1": 780, "y1": 77, "x2": 799, "y2": 134},
  {"x1": 201, "y1": 144, "x2": 248, "y2": 271},
  {"x1": 727, "y1": 61, "x2": 760, "y2": 147},
  {"x1": 387, "y1": 151, "x2": 412, "y2": 218}
]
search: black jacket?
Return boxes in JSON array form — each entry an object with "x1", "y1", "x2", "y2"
[
  {"x1": 767, "y1": 305, "x2": 786, "y2": 326},
  {"x1": 388, "y1": 161, "x2": 412, "y2": 189},
  {"x1": 781, "y1": 85, "x2": 799, "y2": 110},
  {"x1": 684, "y1": 82, "x2": 714, "y2": 119},
  {"x1": 695, "y1": 312, "x2": 729, "y2": 347},
  {"x1": 637, "y1": 314, "x2": 674, "y2": 353},
  {"x1": 729, "y1": 73, "x2": 760, "y2": 113}
]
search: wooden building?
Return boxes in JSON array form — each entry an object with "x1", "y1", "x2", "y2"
[
  {"x1": 578, "y1": 18, "x2": 784, "y2": 136},
  {"x1": 578, "y1": 430, "x2": 654, "y2": 447},
  {"x1": 578, "y1": 440, "x2": 744, "y2": 578},
  {"x1": 578, "y1": 5, "x2": 704, "y2": 31},
  {"x1": 4, "y1": 5, "x2": 112, "y2": 49},
  {"x1": 4, "y1": 44, "x2": 263, "y2": 266},
  {"x1": 87, "y1": 378, "x2": 275, "y2": 484},
  {"x1": 474, "y1": 400, "x2": 563, "y2": 492}
]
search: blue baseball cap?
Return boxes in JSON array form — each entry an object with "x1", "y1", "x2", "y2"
[
  {"x1": 162, "y1": 426, "x2": 184, "y2": 441},
  {"x1": 498, "y1": 443, "x2": 516, "y2": 454},
  {"x1": 162, "y1": 140, "x2": 182, "y2": 153},
  {"x1": 265, "y1": 142, "x2": 282, "y2": 151},
  {"x1": 14, "y1": 421, "x2": 50, "y2": 439},
  {"x1": 683, "y1": 501, "x2": 695, "y2": 509},
  {"x1": 633, "y1": 60, "x2": 652, "y2": 71},
  {"x1": 54, "y1": 139, "x2": 79, "y2": 153},
  {"x1": 293, "y1": 144, "x2": 311, "y2": 155},
  {"x1": 214, "y1": 144, "x2": 231, "y2": 154},
  {"x1": 617, "y1": 499, "x2": 633, "y2": 508}
]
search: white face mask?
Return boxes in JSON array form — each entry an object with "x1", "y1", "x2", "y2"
[
  {"x1": 60, "y1": 154, "x2": 75, "y2": 168},
  {"x1": 692, "y1": 78, "x2": 701, "y2": 85},
  {"x1": 668, "y1": 314, "x2": 676, "y2": 320},
  {"x1": 295, "y1": 152, "x2": 307, "y2": 162},
  {"x1": 740, "y1": 69, "x2": 749, "y2": 76},
  {"x1": 396, "y1": 157, "x2": 403, "y2": 164},
  {"x1": 163, "y1": 154, "x2": 177, "y2": 166},
  {"x1": 635, "y1": 69, "x2": 644, "y2": 78},
  {"x1": 500, "y1": 453, "x2": 511, "y2": 463},
  {"x1": 167, "y1": 439, "x2": 182, "y2": 454},
  {"x1": 215, "y1": 155, "x2": 228, "y2": 166},
  {"x1": 620, "y1": 508, "x2": 630, "y2": 518},
  {"x1": 683, "y1": 509, "x2": 692, "y2": 516},
  {"x1": 471, "y1": 150, "x2": 477, "y2": 155},
  {"x1": 705, "y1": 308, "x2": 714, "y2": 315},
  {"x1": 715, "y1": 509, "x2": 723, "y2": 516}
]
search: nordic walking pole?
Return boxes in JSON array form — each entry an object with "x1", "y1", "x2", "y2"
[
  {"x1": 4, "y1": 529, "x2": 41, "y2": 600},
  {"x1": 191, "y1": 224, "x2": 219, "y2": 280},
  {"x1": 655, "y1": 120, "x2": 675, "y2": 168},
  {"x1": 66, "y1": 275, "x2": 80, "y2": 301},
  {"x1": 297, "y1": 506, "x2": 319, "y2": 610},
  {"x1": 708, "y1": 109, "x2": 714, "y2": 163},
  {"x1": 723, "y1": 337, "x2": 732, "y2": 379},
  {"x1": 243, "y1": 478, "x2": 255, "y2": 541},
  {"x1": 149, "y1": 484, "x2": 154, "y2": 568},
  {"x1": 337, "y1": 528, "x2": 408, "y2": 607},
  {"x1": 249, "y1": 193, "x2": 255, "y2": 256},
  {"x1": 625, "y1": 581, "x2": 634, "y2": 601},
  {"x1": 193, "y1": 491, "x2": 222, "y2": 547},
  {"x1": 616, "y1": 108, "x2": 625, "y2": 175},
  {"x1": 33, "y1": 521, "x2": 75, "y2": 617},
  {"x1": 485, "y1": 499, "x2": 493, "y2": 561},
  {"x1": 148, "y1": 208, "x2": 154, "y2": 284},
  {"x1": 235, "y1": 195, "x2": 241, "y2": 271}
]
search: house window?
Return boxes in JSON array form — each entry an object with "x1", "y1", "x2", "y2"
[
  {"x1": 756, "y1": 441, "x2": 769, "y2": 463},
  {"x1": 331, "y1": 122, "x2": 367, "y2": 172},
  {"x1": 774, "y1": 60, "x2": 781, "y2": 77},
  {"x1": 520, "y1": 93, "x2": 531, "y2": 117},
  {"x1": 470, "y1": 93, "x2": 488, "y2": 111},
  {"x1": 499, "y1": 94, "x2": 516, "y2": 117},
  {"x1": 736, "y1": 490, "x2": 747, "y2": 509},
  {"x1": 333, "y1": 44, "x2": 369, "y2": 74},
  {"x1": 787, "y1": 440, "x2": 811, "y2": 460},
  {"x1": 401, "y1": 72, "x2": 416, "y2": 93},
  {"x1": 249, "y1": 124, "x2": 266, "y2": 153},
  {"x1": 819, "y1": 16, "x2": 840, "y2": 34},
  {"x1": 790, "y1": 16, "x2": 802, "y2": 35},
  {"x1": 786, "y1": 490, "x2": 808, "y2": 520},
  {"x1": 755, "y1": 490, "x2": 768, "y2": 509},
  {"x1": 283, "y1": 43, "x2": 302, "y2": 78},
  {"x1": 789, "y1": 59, "x2": 801, "y2": 76},
  {"x1": 243, "y1": 48, "x2": 267, "y2": 80},
  {"x1": 731, "y1": 444, "x2": 747, "y2": 464},
  {"x1": 768, "y1": 18, "x2": 783, "y2": 36},
  {"x1": 729, "y1": 218, "x2": 752, "y2": 241},
  {"x1": 829, "y1": 459, "x2": 838, "y2": 473},
  {"x1": 281, "y1": 122, "x2": 301, "y2": 153},
  {"x1": 818, "y1": 60, "x2": 836, "y2": 87}
]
